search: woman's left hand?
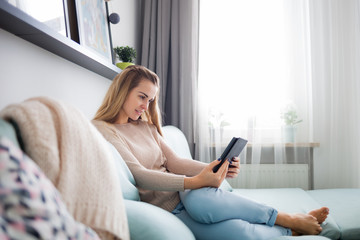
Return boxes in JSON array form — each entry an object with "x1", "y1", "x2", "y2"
[{"x1": 226, "y1": 157, "x2": 240, "y2": 178}]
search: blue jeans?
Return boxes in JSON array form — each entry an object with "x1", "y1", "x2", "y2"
[{"x1": 172, "y1": 187, "x2": 291, "y2": 240}]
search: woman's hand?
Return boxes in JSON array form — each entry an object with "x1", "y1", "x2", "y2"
[
  {"x1": 184, "y1": 159, "x2": 229, "y2": 189},
  {"x1": 226, "y1": 157, "x2": 240, "y2": 178}
]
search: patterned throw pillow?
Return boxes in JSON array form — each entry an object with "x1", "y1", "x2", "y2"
[{"x1": 0, "y1": 137, "x2": 100, "y2": 240}]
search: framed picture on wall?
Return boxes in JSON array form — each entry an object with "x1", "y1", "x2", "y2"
[{"x1": 75, "y1": 0, "x2": 112, "y2": 62}]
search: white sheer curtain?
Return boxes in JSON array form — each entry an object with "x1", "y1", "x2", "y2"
[
  {"x1": 310, "y1": 0, "x2": 360, "y2": 188},
  {"x1": 197, "y1": 0, "x2": 313, "y2": 189},
  {"x1": 197, "y1": 0, "x2": 360, "y2": 189}
]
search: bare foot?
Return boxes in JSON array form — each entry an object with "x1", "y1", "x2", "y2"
[
  {"x1": 276, "y1": 212, "x2": 322, "y2": 235},
  {"x1": 291, "y1": 230, "x2": 301, "y2": 236},
  {"x1": 290, "y1": 213, "x2": 322, "y2": 235},
  {"x1": 309, "y1": 207, "x2": 329, "y2": 224}
]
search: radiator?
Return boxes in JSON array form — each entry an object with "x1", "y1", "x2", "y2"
[{"x1": 227, "y1": 164, "x2": 309, "y2": 190}]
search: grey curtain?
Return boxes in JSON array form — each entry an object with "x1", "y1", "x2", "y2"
[{"x1": 140, "y1": 0, "x2": 199, "y2": 156}]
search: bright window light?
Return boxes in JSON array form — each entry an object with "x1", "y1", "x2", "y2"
[{"x1": 199, "y1": 0, "x2": 292, "y2": 136}]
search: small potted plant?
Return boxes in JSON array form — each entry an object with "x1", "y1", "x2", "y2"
[
  {"x1": 280, "y1": 104, "x2": 302, "y2": 142},
  {"x1": 114, "y1": 46, "x2": 137, "y2": 70},
  {"x1": 208, "y1": 108, "x2": 230, "y2": 142}
]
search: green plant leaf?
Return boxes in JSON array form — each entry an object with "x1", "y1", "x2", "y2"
[{"x1": 114, "y1": 46, "x2": 137, "y2": 63}]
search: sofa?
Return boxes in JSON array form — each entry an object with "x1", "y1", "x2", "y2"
[
  {"x1": 1, "y1": 111, "x2": 359, "y2": 240},
  {"x1": 162, "y1": 126, "x2": 360, "y2": 240}
]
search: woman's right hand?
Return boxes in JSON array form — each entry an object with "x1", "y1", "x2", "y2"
[{"x1": 184, "y1": 159, "x2": 229, "y2": 189}]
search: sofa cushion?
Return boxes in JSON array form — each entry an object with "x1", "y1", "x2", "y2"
[
  {"x1": 272, "y1": 236, "x2": 331, "y2": 240},
  {"x1": 162, "y1": 125, "x2": 193, "y2": 159},
  {"x1": 220, "y1": 179, "x2": 233, "y2": 191},
  {"x1": 308, "y1": 189, "x2": 360, "y2": 240},
  {"x1": 232, "y1": 188, "x2": 340, "y2": 239},
  {"x1": 124, "y1": 200, "x2": 195, "y2": 240},
  {"x1": 0, "y1": 137, "x2": 100, "y2": 239},
  {"x1": 107, "y1": 141, "x2": 140, "y2": 201},
  {"x1": 0, "y1": 118, "x2": 20, "y2": 148}
]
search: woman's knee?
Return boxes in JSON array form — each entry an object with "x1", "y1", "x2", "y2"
[
  {"x1": 181, "y1": 187, "x2": 217, "y2": 208},
  {"x1": 180, "y1": 187, "x2": 223, "y2": 223}
]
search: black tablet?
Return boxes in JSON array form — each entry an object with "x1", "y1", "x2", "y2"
[{"x1": 212, "y1": 137, "x2": 248, "y2": 173}]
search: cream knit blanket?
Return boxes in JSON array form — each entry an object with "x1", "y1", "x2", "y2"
[{"x1": 0, "y1": 97, "x2": 129, "y2": 240}]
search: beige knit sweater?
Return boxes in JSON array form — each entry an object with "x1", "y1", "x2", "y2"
[
  {"x1": 0, "y1": 97, "x2": 129, "y2": 240},
  {"x1": 92, "y1": 120, "x2": 207, "y2": 212}
]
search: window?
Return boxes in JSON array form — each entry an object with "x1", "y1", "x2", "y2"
[
  {"x1": 8, "y1": 0, "x2": 67, "y2": 36},
  {"x1": 199, "y1": 0, "x2": 312, "y2": 145},
  {"x1": 198, "y1": 0, "x2": 315, "y2": 189}
]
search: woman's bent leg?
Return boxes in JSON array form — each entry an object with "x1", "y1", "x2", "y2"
[
  {"x1": 174, "y1": 208, "x2": 291, "y2": 240},
  {"x1": 179, "y1": 187, "x2": 277, "y2": 226}
]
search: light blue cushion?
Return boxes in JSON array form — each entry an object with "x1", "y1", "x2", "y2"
[
  {"x1": 308, "y1": 188, "x2": 360, "y2": 240},
  {"x1": 106, "y1": 141, "x2": 140, "y2": 201},
  {"x1": 162, "y1": 125, "x2": 193, "y2": 159},
  {"x1": 107, "y1": 141, "x2": 195, "y2": 238},
  {"x1": 272, "y1": 236, "x2": 331, "y2": 240},
  {"x1": 232, "y1": 188, "x2": 341, "y2": 239},
  {"x1": 220, "y1": 179, "x2": 233, "y2": 192},
  {"x1": 0, "y1": 118, "x2": 20, "y2": 148},
  {"x1": 124, "y1": 200, "x2": 195, "y2": 240}
]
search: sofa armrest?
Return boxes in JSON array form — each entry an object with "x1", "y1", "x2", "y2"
[{"x1": 124, "y1": 200, "x2": 195, "y2": 240}]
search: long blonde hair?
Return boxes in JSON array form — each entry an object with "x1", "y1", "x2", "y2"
[{"x1": 94, "y1": 65, "x2": 163, "y2": 135}]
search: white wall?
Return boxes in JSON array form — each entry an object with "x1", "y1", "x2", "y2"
[
  {"x1": 108, "y1": 0, "x2": 142, "y2": 64},
  {"x1": 0, "y1": 0, "x2": 141, "y2": 119},
  {"x1": 0, "y1": 29, "x2": 110, "y2": 119}
]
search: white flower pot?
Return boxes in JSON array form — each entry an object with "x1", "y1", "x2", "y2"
[{"x1": 282, "y1": 126, "x2": 296, "y2": 143}]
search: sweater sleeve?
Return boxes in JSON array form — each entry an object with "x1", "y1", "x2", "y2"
[
  {"x1": 92, "y1": 120, "x2": 185, "y2": 191},
  {"x1": 155, "y1": 129, "x2": 207, "y2": 176}
]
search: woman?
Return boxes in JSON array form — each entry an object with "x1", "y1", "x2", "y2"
[{"x1": 92, "y1": 65, "x2": 329, "y2": 240}]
